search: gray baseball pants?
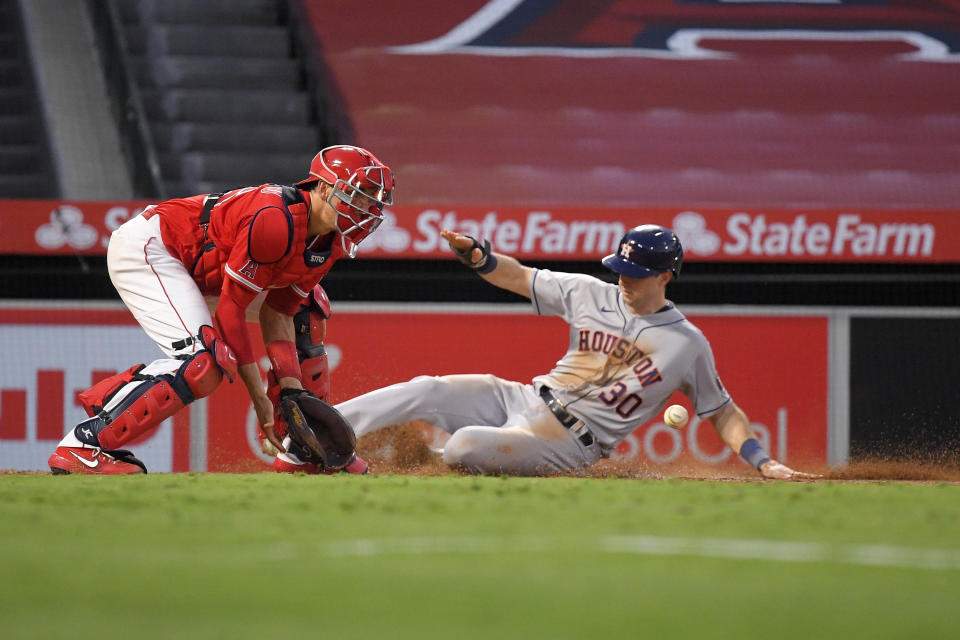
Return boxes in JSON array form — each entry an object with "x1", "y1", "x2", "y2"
[{"x1": 336, "y1": 374, "x2": 601, "y2": 476}]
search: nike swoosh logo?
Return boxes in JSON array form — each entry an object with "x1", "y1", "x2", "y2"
[
  {"x1": 600, "y1": 307, "x2": 615, "y2": 313},
  {"x1": 69, "y1": 450, "x2": 99, "y2": 468}
]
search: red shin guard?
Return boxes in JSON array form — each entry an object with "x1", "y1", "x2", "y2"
[
  {"x1": 96, "y1": 352, "x2": 223, "y2": 449},
  {"x1": 96, "y1": 379, "x2": 186, "y2": 449}
]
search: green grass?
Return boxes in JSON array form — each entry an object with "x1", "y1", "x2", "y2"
[{"x1": 1, "y1": 474, "x2": 958, "y2": 639}]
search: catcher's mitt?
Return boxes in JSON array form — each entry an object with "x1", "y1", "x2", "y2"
[{"x1": 279, "y1": 390, "x2": 357, "y2": 470}]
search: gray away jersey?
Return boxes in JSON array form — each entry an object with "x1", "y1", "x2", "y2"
[{"x1": 529, "y1": 269, "x2": 731, "y2": 454}]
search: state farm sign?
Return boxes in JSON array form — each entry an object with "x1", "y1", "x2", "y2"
[
  {"x1": 0, "y1": 199, "x2": 149, "y2": 254},
  {"x1": 358, "y1": 207, "x2": 955, "y2": 262},
  {"x1": 1, "y1": 198, "x2": 957, "y2": 263},
  {"x1": 720, "y1": 212, "x2": 934, "y2": 258},
  {"x1": 402, "y1": 210, "x2": 625, "y2": 254}
]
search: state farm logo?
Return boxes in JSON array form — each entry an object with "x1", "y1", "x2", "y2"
[
  {"x1": 673, "y1": 211, "x2": 721, "y2": 255},
  {"x1": 675, "y1": 211, "x2": 935, "y2": 258},
  {"x1": 412, "y1": 210, "x2": 625, "y2": 254},
  {"x1": 35, "y1": 206, "x2": 98, "y2": 250},
  {"x1": 360, "y1": 209, "x2": 626, "y2": 256},
  {"x1": 357, "y1": 210, "x2": 411, "y2": 253}
]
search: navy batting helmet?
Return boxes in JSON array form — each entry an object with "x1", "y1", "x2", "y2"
[{"x1": 602, "y1": 225, "x2": 683, "y2": 279}]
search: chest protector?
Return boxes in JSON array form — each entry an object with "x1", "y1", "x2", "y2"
[
  {"x1": 191, "y1": 185, "x2": 340, "y2": 294},
  {"x1": 270, "y1": 186, "x2": 344, "y2": 286}
]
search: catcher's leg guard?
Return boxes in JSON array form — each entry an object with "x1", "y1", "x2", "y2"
[
  {"x1": 261, "y1": 299, "x2": 331, "y2": 455},
  {"x1": 90, "y1": 351, "x2": 223, "y2": 450},
  {"x1": 293, "y1": 296, "x2": 330, "y2": 399},
  {"x1": 299, "y1": 353, "x2": 330, "y2": 400},
  {"x1": 76, "y1": 365, "x2": 147, "y2": 418},
  {"x1": 264, "y1": 347, "x2": 329, "y2": 404},
  {"x1": 198, "y1": 324, "x2": 238, "y2": 383}
]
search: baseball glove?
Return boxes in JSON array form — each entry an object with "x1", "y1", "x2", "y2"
[{"x1": 278, "y1": 389, "x2": 358, "y2": 471}]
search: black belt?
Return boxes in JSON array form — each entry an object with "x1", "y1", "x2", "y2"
[
  {"x1": 172, "y1": 333, "x2": 201, "y2": 352},
  {"x1": 538, "y1": 386, "x2": 595, "y2": 447}
]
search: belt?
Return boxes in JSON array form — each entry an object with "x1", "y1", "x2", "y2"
[
  {"x1": 172, "y1": 333, "x2": 201, "y2": 352},
  {"x1": 538, "y1": 386, "x2": 595, "y2": 447}
]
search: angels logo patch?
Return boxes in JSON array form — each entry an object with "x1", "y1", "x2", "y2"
[
  {"x1": 390, "y1": 0, "x2": 960, "y2": 60},
  {"x1": 238, "y1": 260, "x2": 259, "y2": 280}
]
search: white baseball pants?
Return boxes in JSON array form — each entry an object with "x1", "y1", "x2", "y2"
[
  {"x1": 107, "y1": 212, "x2": 212, "y2": 367},
  {"x1": 58, "y1": 214, "x2": 217, "y2": 449}
]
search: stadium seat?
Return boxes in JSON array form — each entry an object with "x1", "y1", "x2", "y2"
[
  {"x1": 0, "y1": 0, "x2": 58, "y2": 197},
  {"x1": 114, "y1": 0, "x2": 323, "y2": 198}
]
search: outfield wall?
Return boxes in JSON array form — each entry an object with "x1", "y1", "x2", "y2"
[{"x1": 0, "y1": 302, "x2": 955, "y2": 472}]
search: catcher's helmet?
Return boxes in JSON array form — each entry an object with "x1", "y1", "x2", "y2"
[
  {"x1": 602, "y1": 225, "x2": 683, "y2": 279},
  {"x1": 296, "y1": 145, "x2": 396, "y2": 258}
]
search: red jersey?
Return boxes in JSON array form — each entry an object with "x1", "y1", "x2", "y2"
[{"x1": 149, "y1": 184, "x2": 344, "y2": 364}]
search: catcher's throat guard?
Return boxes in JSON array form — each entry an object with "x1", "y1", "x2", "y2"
[{"x1": 280, "y1": 392, "x2": 357, "y2": 470}]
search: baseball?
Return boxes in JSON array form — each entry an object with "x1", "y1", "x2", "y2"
[{"x1": 663, "y1": 404, "x2": 689, "y2": 429}]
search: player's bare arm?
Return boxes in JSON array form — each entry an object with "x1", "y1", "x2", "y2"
[
  {"x1": 440, "y1": 228, "x2": 533, "y2": 298},
  {"x1": 237, "y1": 362, "x2": 284, "y2": 453},
  {"x1": 709, "y1": 402, "x2": 818, "y2": 480},
  {"x1": 479, "y1": 252, "x2": 533, "y2": 298},
  {"x1": 708, "y1": 402, "x2": 754, "y2": 451}
]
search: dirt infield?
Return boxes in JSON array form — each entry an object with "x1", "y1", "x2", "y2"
[
  {"x1": 4, "y1": 423, "x2": 957, "y2": 481},
  {"x1": 357, "y1": 423, "x2": 960, "y2": 483}
]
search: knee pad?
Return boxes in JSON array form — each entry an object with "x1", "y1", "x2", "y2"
[
  {"x1": 198, "y1": 324, "x2": 237, "y2": 383},
  {"x1": 299, "y1": 353, "x2": 329, "y2": 400},
  {"x1": 175, "y1": 350, "x2": 223, "y2": 401},
  {"x1": 293, "y1": 303, "x2": 330, "y2": 399},
  {"x1": 95, "y1": 351, "x2": 223, "y2": 449},
  {"x1": 294, "y1": 301, "x2": 328, "y2": 353}
]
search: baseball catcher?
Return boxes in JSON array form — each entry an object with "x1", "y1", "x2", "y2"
[{"x1": 48, "y1": 145, "x2": 392, "y2": 474}]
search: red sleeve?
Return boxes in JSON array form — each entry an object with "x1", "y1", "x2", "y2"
[
  {"x1": 222, "y1": 221, "x2": 283, "y2": 295},
  {"x1": 264, "y1": 286, "x2": 308, "y2": 316},
  {"x1": 214, "y1": 279, "x2": 259, "y2": 365}
]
